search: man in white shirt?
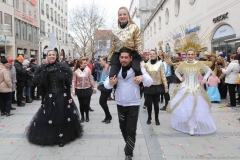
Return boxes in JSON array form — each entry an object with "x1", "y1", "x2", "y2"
[{"x1": 104, "y1": 48, "x2": 153, "y2": 160}]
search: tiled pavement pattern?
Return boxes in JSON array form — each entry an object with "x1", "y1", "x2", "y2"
[{"x1": 0, "y1": 84, "x2": 240, "y2": 160}]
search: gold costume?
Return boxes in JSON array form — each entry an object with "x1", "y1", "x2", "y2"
[
  {"x1": 143, "y1": 61, "x2": 168, "y2": 88},
  {"x1": 107, "y1": 23, "x2": 142, "y2": 61}
]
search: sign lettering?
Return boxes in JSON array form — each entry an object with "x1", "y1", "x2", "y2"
[{"x1": 213, "y1": 12, "x2": 228, "y2": 23}]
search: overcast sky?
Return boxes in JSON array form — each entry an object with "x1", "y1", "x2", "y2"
[{"x1": 68, "y1": 0, "x2": 131, "y2": 27}]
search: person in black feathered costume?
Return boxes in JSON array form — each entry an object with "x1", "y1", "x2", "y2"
[{"x1": 26, "y1": 50, "x2": 83, "y2": 147}]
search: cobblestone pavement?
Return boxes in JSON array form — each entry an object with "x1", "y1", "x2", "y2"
[{"x1": 0, "y1": 84, "x2": 240, "y2": 160}]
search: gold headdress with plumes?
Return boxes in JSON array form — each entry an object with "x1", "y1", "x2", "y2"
[{"x1": 166, "y1": 24, "x2": 211, "y2": 53}]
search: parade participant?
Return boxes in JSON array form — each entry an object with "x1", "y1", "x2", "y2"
[
  {"x1": 207, "y1": 71, "x2": 221, "y2": 103},
  {"x1": 104, "y1": 48, "x2": 152, "y2": 160},
  {"x1": 98, "y1": 56, "x2": 112, "y2": 124},
  {"x1": 26, "y1": 50, "x2": 83, "y2": 147},
  {"x1": 140, "y1": 51, "x2": 149, "y2": 109},
  {"x1": 0, "y1": 58, "x2": 13, "y2": 116},
  {"x1": 222, "y1": 54, "x2": 239, "y2": 107},
  {"x1": 107, "y1": 6, "x2": 143, "y2": 79},
  {"x1": 72, "y1": 57, "x2": 96, "y2": 122},
  {"x1": 143, "y1": 50, "x2": 168, "y2": 125},
  {"x1": 167, "y1": 49, "x2": 216, "y2": 136}
]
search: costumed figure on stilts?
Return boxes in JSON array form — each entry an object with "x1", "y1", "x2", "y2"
[{"x1": 26, "y1": 33, "x2": 83, "y2": 147}]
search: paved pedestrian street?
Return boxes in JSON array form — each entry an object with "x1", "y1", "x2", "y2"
[{"x1": 0, "y1": 84, "x2": 240, "y2": 160}]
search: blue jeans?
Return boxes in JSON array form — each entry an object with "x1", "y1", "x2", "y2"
[
  {"x1": 25, "y1": 86, "x2": 30, "y2": 96},
  {"x1": 96, "y1": 70, "x2": 102, "y2": 82}
]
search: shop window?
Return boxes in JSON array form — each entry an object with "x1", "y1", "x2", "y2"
[
  {"x1": 189, "y1": 0, "x2": 196, "y2": 5},
  {"x1": 174, "y1": 0, "x2": 180, "y2": 17},
  {"x1": 15, "y1": 19, "x2": 21, "y2": 39},
  {"x1": 16, "y1": 0, "x2": 20, "y2": 10},
  {"x1": 22, "y1": 22, "x2": 27, "y2": 40},
  {"x1": 40, "y1": 20, "x2": 45, "y2": 35},
  {"x1": 165, "y1": 8, "x2": 169, "y2": 25},
  {"x1": 159, "y1": 16, "x2": 161, "y2": 30},
  {"x1": 28, "y1": 25, "x2": 32, "y2": 41}
]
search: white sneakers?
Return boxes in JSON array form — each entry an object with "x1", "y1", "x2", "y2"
[{"x1": 189, "y1": 126, "x2": 194, "y2": 136}]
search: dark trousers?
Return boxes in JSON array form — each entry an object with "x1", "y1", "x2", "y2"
[
  {"x1": 146, "y1": 94, "x2": 160, "y2": 120},
  {"x1": 218, "y1": 81, "x2": 227, "y2": 99},
  {"x1": 16, "y1": 85, "x2": 24, "y2": 104},
  {"x1": 109, "y1": 53, "x2": 142, "y2": 77},
  {"x1": 117, "y1": 105, "x2": 139, "y2": 157},
  {"x1": 99, "y1": 91, "x2": 112, "y2": 120},
  {"x1": 12, "y1": 91, "x2": 16, "y2": 101},
  {"x1": 0, "y1": 92, "x2": 12, "y2": 113},
  {"x1": 227, "y1": 84, "x2": 236, "y2": 106},
  {"x1": 76, "y1": 95, "x2": 91, "y2": 118}
]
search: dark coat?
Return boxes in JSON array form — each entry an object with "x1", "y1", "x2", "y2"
[
  {"x1": 14, "y1": 60, "x2": 27, "y2": 86},
  {"x1": 29, "y1": 62, "x2": 38, "y2": 73}
]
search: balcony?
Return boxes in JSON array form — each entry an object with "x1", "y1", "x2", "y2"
[
  {"x1": 47, "y1": 14, "x2": 49, "y2": 19},
  {"x1": 51, "y1": 17, "x2": 53, "y2": 21},
  {"x1": 41, "y1": 10, "x2": 44, "y2": 15}
]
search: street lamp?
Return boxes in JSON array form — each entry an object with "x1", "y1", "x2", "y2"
[{"x1": 0, "y1": 24, "x2": 11, "y2": 59}]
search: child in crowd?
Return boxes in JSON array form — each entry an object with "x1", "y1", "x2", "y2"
[{"x1": 207, "y1": 71, "x2": 220, "y2": 103}]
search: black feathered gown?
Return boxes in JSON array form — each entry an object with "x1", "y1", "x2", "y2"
[{"x1": 26, "y1": 62, "x2": 83, "y2": 146}]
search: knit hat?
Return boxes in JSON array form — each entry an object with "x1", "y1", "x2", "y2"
[
  {"x1": 7, "y1": 57, "x2": 13, "y2": 63},
  {"x1": 22, "y1": 59, "x2": 30, "y2": 66},
  {"x1": 1, "y1": 58, "x2": 9, "y2": 64},
  {"x1": 218, "y1": 52, "x2": 226, "y2": 58},
  {"x1": 17, "y1": 55, "x2": 24, "y2": 61}
]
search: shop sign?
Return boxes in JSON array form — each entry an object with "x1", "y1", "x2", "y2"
[
  {"x1": 30, "y1": 0, "x2": 37, "y2": 6},
  {"x1": 173, "y1": 33, "x2": 182, "y2": 39},
  {"x1": 18, "y1": 49, "x2": 24, "y2": 54},
  {"x1": 185, "y1": 26, "x2": 200, "y2": 35},
  {"x1": 213, "y1": 12, "x2": 228, "y2": 23},
  {"x1": 0, "y1": 36, "x2": 11, "y2": 43},
  {"x1": 31, "y1": 51, "x2": 36, "y2": 55},
  {"x1": 22, "y1": 13, "x2": 33, "y2": 22},
  {"x1": 158, "y1": 41, "x2": 163, "y2": 45}
]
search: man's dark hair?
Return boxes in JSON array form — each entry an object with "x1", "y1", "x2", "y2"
[
  {"x1": 119, "y1": 47, "x2": 132, "y2": 57},
  {"x1": 30, "y1": 58, "x2": 36, "y2": 63}
]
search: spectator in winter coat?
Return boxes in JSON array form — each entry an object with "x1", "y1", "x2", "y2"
[
  {"x1": 7, "y1": 57, "x2": 17, "y2": 109},
  {"x1": 0, "y1": 58, "x2": 13, "y2": 116},
  {"x1": 22, "y1": 59, "x2": 33, "y2": 103}
]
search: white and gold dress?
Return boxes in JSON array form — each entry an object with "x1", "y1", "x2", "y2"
[{"x1": 167, "y1": 60, "x2": 216, "y2": 134}]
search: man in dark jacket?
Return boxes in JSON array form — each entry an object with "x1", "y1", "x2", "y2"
[
  {"x1": 29, "y1": 59, "x2": 40, "y2": 100},
  {"x1": 14, "y1": 55, "x2": 29, "y2": 106}
]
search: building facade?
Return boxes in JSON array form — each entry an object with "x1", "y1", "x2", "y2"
[
  {"x1": 0, "y1": 0, "x2": 15, "y2": 59},
  {"x1": 14, "y1": 0, "x2": 40, "y2": 60},
  {"x1": 142, "y1": 0, "x2": 240, "y2": 56},
  {"x1": 40, "y1": 0, "x2": 71, "y2": 60},
  {"x1": 94, "y1": 30, "x2": 111, "y2": 58}
]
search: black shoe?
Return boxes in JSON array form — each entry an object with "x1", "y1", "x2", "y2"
[
  {"x1": 125, "y1": 155, "x2": 132, "y2": 160},
  {"x1": 147, "y1": 118, "x2": 151, "y2": 125},
  {"x1": 1, "y1": 112, "x2": 6, "y2": 116},
  {"x1": 155, "y1": 119, "x2": 160, "y2": 126},
  {"x1": 227, "y1": 104, "x2": 236, "y2": 107},
  {"x1": 17, "y1": 103, "x2": 25, "y2": 107},
  {"x1": 6, "y1": 113, "x2": 14, "y2": 117},
  {"x1": 81, "y1": 117, "x2": 85, "y2": 122},
  {"x1": 86, "y1": 118, "x2": 89, "y2": 122},
  {"x1": 160, "y1": 106, "x2": 166, "y2": 111},
  {"x1": 89, "y1": 107, "x2": 94, "y2": 112},
  {"x1": 10, "y1": 107, "x2": 16, "y2": 110},
  {"x1": 59, "y1": 143, "x2": 65, "y2": 147},
  {"x1": 102, "y1": 119, "x2": 107, "y2": 123},
  {"x1": 105, "y1": 120, "x2": 111, "y2": 124},
  {"x1": 26, "y1": 96, "x2": 33, "y2": 103}
]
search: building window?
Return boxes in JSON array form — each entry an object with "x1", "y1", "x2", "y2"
[
  {"x1": 175, "y1": 0, "x2": 180, "y2": 17},
  {"x1": 62, "y1": 32, "x2": 64, "y2": 42},
  {"x1": 61, "y1": 1, "x2": 63, "y2": 12},
  {"x1": 59, "y1": 30, "x2": 61, "y2": 40},
  {"x1": 0, "y1": 12, "x2": 2, "y2": 24},
  {"x1": 56, "y1": 28, "x2": 58, "y2": 39},
  {"x1": 34, "y1": 10, "x2": 37, "y2": 20},
  {"x1": 50, "y1": 8, "x2": 53, "y2": 21},
  {"x1": 41, "y1": 0, "x2": 44, "y2": 15},
  {"x1": 48, "y1": 24, "x2": 50, "y2": 33},
  {"x1": 16, "y1": 0, "x2": 20, "y2": 10},
  {"x1": 23, "y1": 2, "x2": 26, "y2": 13},
  {"x1": 2, "y1": 0, "x2": 14, "y2": 6},
  {"x1": 46, "y1": 4, "x2": 49, "y2": 18},
  {"x1": 189, "y1": 0, "x2": 196, "y2": 5},
  {"x1": 40, "y1": 20, "x2": 45, "y2": 34},
  {"x1": 65, "y1": 5, "x2": 67, "y2": 15},
  {"x1": 29, "y1": 7, "x2": 32, "y2": 17},
  {"x1": 61, "y1": 17, "x2": 63, "y2": 27},
  {"x1": 58, "y1": 14, "x2": 60, "y2": 25},
  {"x1": 16, "y1": 19, "x2": 21, "y2": 39},
  {"x1": 154, "y1": 22, "x2": 156, "y2": 34},
  {"x1": 52, "y1": 26, "x2": 54, "y2": 34},
  {"x1": 165, "y1": 8, "x2": 169, "y2": 25},
  {"x1": 54, "y1": 11, "x2": 57, "y2": 23},
  {"x1": 159, "y1": 16, "x2": 161, "y2": 30},
  {"x1": 150, "y1": 27, "x2": 152, "y2": 37},
  {"x1": 28, "y1": 25, "x2": 32, "y2": 41},
  {"x1": 22, "y1": 22, "x2": 27, "y2": 40},
  {"x1": 65, "y1": 33, "x2": 68, "y2": 43},
  {"x1": 33, "y1": 27, "x2": 37, "y2": 42},
  {"x1": 147, "y1": 30, "x2": 149, "y2": 39},
  {"x1": 4, "y1": 13, "x2": 12, "y2": 36}
]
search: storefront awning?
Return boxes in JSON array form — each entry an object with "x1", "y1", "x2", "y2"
[{"x1": 224, "y1": 36, "x2": 240, "y2": 42}]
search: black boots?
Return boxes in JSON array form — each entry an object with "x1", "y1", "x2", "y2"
[
  {"x1": 147, "y1": 118, "x2": 151, "y2": 125},
  {"x1": 26, "y1": 96, "x2": 33, "y2": 103},
  {"x1": 6, "y1": 113, "x2": 14, "y2": 117},
  {"x1": 155, "y1": 119, "x2": 160, "y2": 126},
  {"x1": 86, "y1": 114, "x2": 89, "y2": 122},
  {"x1": 81, "y1": 117, "x2": 85, "y2": 122},
  {"x1": 160, "y1": 106, "x2": 166, "y2": 111},
  {"x1": 17, "y1": 103, "x2": 25, "y2": 107},
  {"x1": 89, "y1": 106, "x2": 94, "y2": 112}
]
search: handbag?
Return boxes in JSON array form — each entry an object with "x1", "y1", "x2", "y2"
[{"x1": 97, "y1": 84, "x2": 112, "y2": 92}]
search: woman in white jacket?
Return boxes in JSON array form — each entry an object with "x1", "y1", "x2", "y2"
[{"x1": 222, "y1": 54, "x2": 240, "y2": 107}]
